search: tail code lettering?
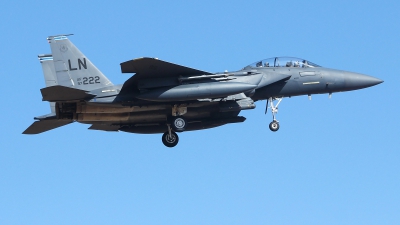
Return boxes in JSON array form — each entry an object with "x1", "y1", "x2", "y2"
[{"x1": 68, "y1": 58, "x2": 87, "y2": 71}]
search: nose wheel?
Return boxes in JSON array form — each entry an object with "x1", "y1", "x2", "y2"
[
  {"x1": 269, "y1": 121, "x2": 279, "y2": 132},
  {"x1": 266, "y1": 97, "x2": 283, "y2": 132}
]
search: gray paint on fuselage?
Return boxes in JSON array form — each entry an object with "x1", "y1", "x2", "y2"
[
  {"x1": 26, "y1": 35, "x2": 383, "y2": 143},
  {"x1": 250, "y1": 67, "x2": 354, "y2": 100}
]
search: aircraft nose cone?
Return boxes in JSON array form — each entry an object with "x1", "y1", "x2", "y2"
[{"x1": 344, "y1": 72, "x2": 383, "y2": 91}]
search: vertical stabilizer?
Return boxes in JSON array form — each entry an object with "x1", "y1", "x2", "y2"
[
  {"x1": 38, "y1": 54, "x2": 57, "y2": 113},
  {"x1": 47, "y1": 34, "x2": 113, "y2": 91},
  {"x1": 39, "y1": 54, "x2": 57, "y2": 87}
]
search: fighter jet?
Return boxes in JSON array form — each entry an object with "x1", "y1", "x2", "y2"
[{"x1": 23, "y1": 35, "x2": 383, "y2": 147}]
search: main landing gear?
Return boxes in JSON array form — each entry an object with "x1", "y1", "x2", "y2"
[
  {"x1": 161, "y1": 104, "x2": 187, "y2": 147},
  {"x1": 170, "y1": 104, "x2": 187, "y2": 132},
  {"x1": 266, "y1": 97, "x2": 283, "y2": 132},
  {"x1": 171, "y1": 116, "x2": 187, "y2": 132},
  {"x1": 162, "y1": 124, "x2": 179, "y2": 147}
]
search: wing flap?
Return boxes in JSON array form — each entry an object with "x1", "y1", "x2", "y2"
[
  {"x1": 23, "y1": 120, "x2": 73, "y2": 134},
  {"x1": 41, "y1": 85, "x2": 96, "y2": 101}
]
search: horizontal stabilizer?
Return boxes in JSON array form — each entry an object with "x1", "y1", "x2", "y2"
[
  {"x1": 34, "y1": 113, "x2": 56, "y2": 120},
  {"x1": 23, "y1": 120, "x2": 72, "y2": 134},
  {"x1": 41, "y1": 85, "x2": 96, "y2": 101}
]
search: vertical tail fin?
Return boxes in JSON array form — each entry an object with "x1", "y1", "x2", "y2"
[
  {"x1": 38, "y1": 54, "x2": 57, "y2": 113},
  {"x1": 47, "y1": 34, "x2": 113, "y2": 91}
]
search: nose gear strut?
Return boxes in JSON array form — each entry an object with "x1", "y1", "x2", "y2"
[{"x1": 266, "y1": 97, "x2": 283, "y2": 132}]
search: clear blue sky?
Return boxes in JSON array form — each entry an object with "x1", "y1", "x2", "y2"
[{"x1": 1, "y1": 0, "x2": 399, "y2": 224}]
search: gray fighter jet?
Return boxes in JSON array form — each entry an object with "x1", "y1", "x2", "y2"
[{"x1": 23, "y1": 35, "x2": 383, "y2": 147}]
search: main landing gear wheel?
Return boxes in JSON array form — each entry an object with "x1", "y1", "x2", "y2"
[
  {"x1": 269, "y1": 121, "x2": 279, "y2": 132},
  {"x1": 171, "y1": 116, "x2": 187, "y2": 132},
  {"x1": 162, "y1": 131, "x2": 179, "y2": 147}
]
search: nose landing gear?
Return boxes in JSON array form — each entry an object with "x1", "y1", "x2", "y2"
[{"x1": 266, "y1": 97, "x2": 283, "y2": 132}]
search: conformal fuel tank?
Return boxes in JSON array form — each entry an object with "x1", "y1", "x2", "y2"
[{"x1": 137, "y1": 82, "x2": 257, "y2": 102}]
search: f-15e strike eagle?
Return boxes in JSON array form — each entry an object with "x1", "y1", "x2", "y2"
[{"x1": 23, "y1": 35, "x2": 383, "y2": 147}]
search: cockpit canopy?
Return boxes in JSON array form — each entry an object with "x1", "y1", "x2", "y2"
[{"x1": 245, "y1": 57, "x2": 321, "y2": 69}]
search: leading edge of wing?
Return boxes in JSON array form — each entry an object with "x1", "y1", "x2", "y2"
[{"x1": 120, "y1": 57, "x2": 212, "y2": 78}]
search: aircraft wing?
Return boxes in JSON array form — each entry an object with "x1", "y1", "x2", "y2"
[
  {"x1": 120, "y1": 57, "x2": 212, "y2": 78},
  {"x1": 119, "y1": 57, "x2": 212, "y2": 95}
]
